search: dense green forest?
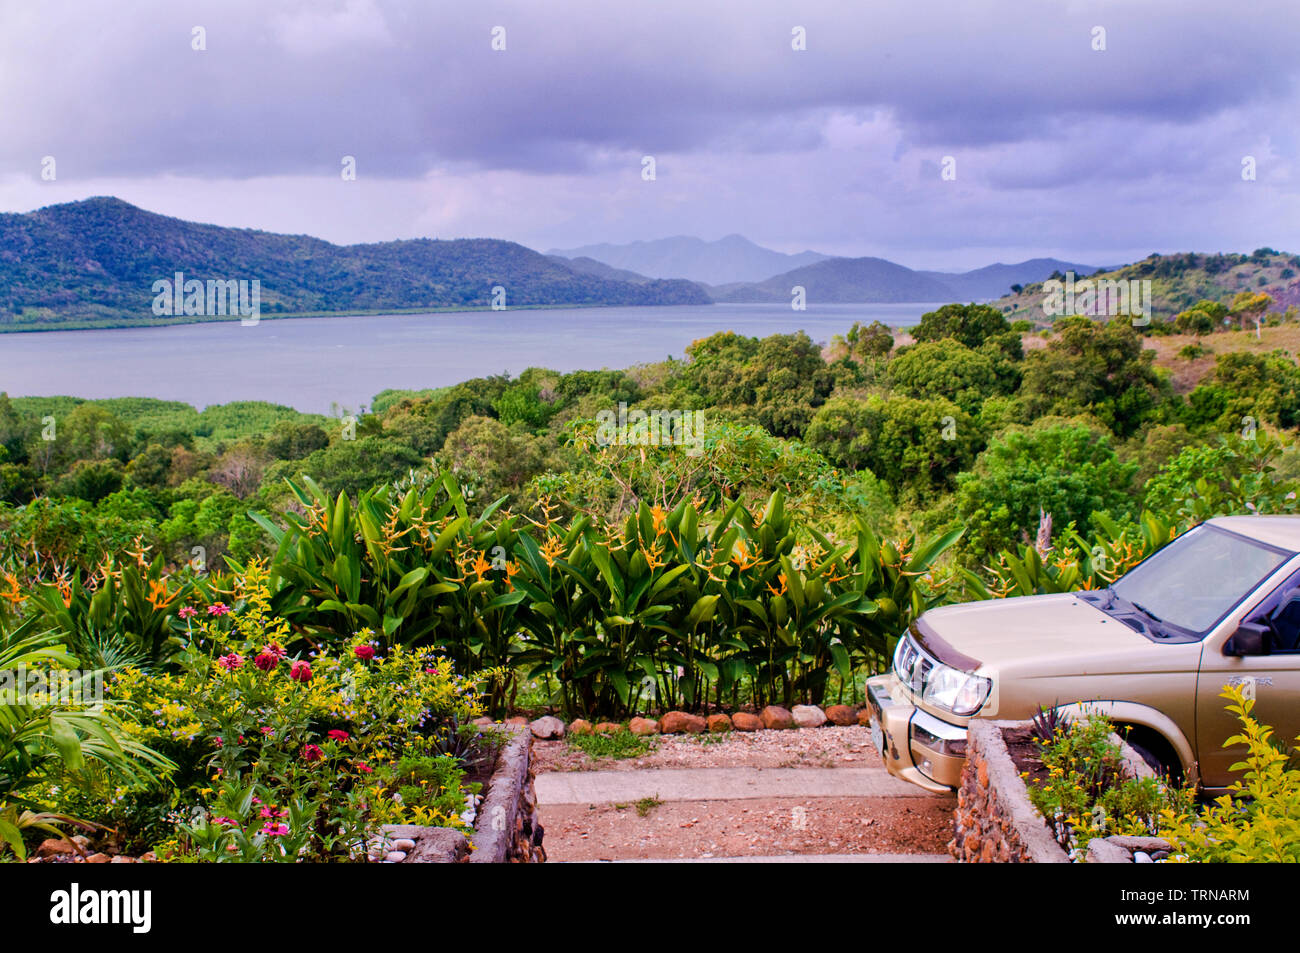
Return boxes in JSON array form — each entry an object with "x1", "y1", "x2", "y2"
[{"x1": 5, "y1": 300, "x2": 1300, "y2": 592}]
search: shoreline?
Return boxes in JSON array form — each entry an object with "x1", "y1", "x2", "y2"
[{"x1": 0, "y1": 300, "x2": 660, "y2": 335}]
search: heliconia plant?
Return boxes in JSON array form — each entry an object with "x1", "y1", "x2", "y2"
[{"x1": 246, "y1": 469, "x2": 964, "y2": 718}]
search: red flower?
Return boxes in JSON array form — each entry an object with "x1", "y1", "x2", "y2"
[
  {"x1": 302, "y1": 744, "x2": 324, "y2": 762},
  {"x1": 328, "y1": 729, "x2": 350, "y2": 741},
  {"x1": 289, "y1": 660, "x2": 312, "y2": 683},
  {"x1": 355, "y1": 762, "x2": 373, "y2": 774},
  {"x1": 254, "y1": 652, "x2": 278, "y2": 671},
  {"x1": 353, "y1": 644, "x2": 375, "y2": 661},
  {"x1": 265, "y1": 642, "x2": 287, "y2": 659}
]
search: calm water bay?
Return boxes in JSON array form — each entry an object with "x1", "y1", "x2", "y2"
[{"x1": 0, "y1": 302, "x2": 941, "y2": 414}]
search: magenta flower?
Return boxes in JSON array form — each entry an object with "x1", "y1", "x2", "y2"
[
  {"x1": 213, "y1": 816, "x2": 237, "y2": 826},
  {"x1": 327, "y1": 729, "x2": 350, "y2": 741},
  {"x1": 178, "y1": 606, "x2": 197, "y2": 619},
  {"x1": 302, "y1": 743, "x2": 324, "y2": 763},
  {"x1": 260, "y1": 726, "x2": 274, "y2": 736},
  {"x1": 262, "y1": 823, "x2": 289, "y2": 836},
  {"x1": 207, "y1": 603, "x2": 231, "y2": 617},
  {"x1": 259, "y1": 806, "x2": 288, "y2": 819},
  {"x1": 217, "y1": 653, "x2": 244, "y2": 671},
  {"x1": 352, "y1": 644, "x2": 376, "y2": 661}
]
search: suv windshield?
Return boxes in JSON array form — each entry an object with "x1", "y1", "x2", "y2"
[{"x1": 1111, "y1": 524, "x2": 1291, "y2": 634}]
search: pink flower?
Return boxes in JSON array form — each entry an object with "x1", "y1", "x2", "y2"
[
  {"x1": 253, "y1": 652, "x2": 278, "y2": 672},
  {"x1": 217, "y1": 653, "x2": 244, "y2": 671},
  {"x1": 259, "y1": 806, "x2": 287, "y2": 819},
  {"x1": 265, "y1": 642, "x2": 287, "y2": 659},
  {"x1": 425, "y1": 667, "x2": 439, "y2": 675},
  {"x1": 207, "y1": 603, "x2": 231, "y2": 617},
  {"x1": 213, "y1": 816, "x2": 236, "y2": 826},
  {"x1": 260, "y1": 726, "x2": 274, "y2": 736},
  {"x1": 355, "y1": 762, "x2": 373, "y2": 774},
  {"x1": 178, "y1": 606, "x2": 197, "y2": 619},
  {"x1": 302, "y1": 744, "x2": 324, "y2": 763},
  {"x1": 261, "y1": 823, "x2": 289, "y2": 836},
  {"x1": 327, "y1": 729, "x2": 350, "y2": 742},
  {"x1": 213, "y1": 736, "x2": 224, "y2": 748},
  {"x1": 289, "y1": 660, "x2": 312, "y2": 683},
  {"x1": 353, "y1": 644, "x2": 375, "y2": 661}
]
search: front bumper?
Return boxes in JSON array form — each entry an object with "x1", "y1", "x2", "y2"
[{"x1": 866, "y1": 674, "x2": 967, "y2": 793}]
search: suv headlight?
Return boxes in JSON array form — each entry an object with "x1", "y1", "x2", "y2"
[{"x1": 893, "y1": 632, "x2": 991, "y2": 717}]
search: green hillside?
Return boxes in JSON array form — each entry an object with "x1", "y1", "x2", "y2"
[{"x1": 0, "y1": 197, "x2": 710, "y2": 331}]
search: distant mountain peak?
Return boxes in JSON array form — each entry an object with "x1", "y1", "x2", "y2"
[{"x1": 547, "y1": 234, "x2": 831, "y2": 285}]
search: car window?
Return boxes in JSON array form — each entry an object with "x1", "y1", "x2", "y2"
[
  {"x1": 1112, "y1": 524, "x2": 1291, "y2": 635},
  {"x1": 1247, "y1": 568, "x2": 1300, "y2": 654}
]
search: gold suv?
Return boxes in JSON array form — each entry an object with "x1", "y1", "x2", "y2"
[{"x1": 866, "y1": 516, "x2": 1300, "y2": 794}]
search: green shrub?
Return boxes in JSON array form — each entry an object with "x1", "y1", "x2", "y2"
[{"x1": 1159, "y1": 686, "x2": 1300, "y2": 862}]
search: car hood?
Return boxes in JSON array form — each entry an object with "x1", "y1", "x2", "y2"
[{"x1": 915, "y1": 592, "x2": 1166, "y2": 675}]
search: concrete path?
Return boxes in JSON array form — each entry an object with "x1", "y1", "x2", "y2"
[
  {"x1": 537, "y1": 765, "x2": 933, "y2": 804},
  {"x1": 582, "y1": 852, "x2": 950, "y2": 863}
]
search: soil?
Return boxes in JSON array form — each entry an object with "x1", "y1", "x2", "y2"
[
  {"x1": 1002, "y1": 726, "x2": 1051, "y2": 787},
  {"x1": 540, "y1": 796, "x2": 955, "y2": 861}
]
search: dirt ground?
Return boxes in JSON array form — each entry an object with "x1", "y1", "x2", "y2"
[{"x1": 539, "y1": 796, "x2": 955, "y2": 861}]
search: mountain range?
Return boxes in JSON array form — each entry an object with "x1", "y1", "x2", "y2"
[
  {"x1": 548, "y1": 234, "x2": 829, "y2": 285},
  {"x1": 0, "y1": 198, "x2": 1114, "y2": 331},
  {"x1": 0, "y1": 198, "x2": 709, "y2": 330},
  {"x1": 550, "y1": 235, "x2": 1099, "y2": 303}
]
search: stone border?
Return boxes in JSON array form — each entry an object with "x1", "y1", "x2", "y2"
[
  {"x1": 501, "y1": 704, "x2": 868, "y2": 740},
  {"x1": 952, "y1": 719, "x2": 1173, "y2": 864},
  {"x1": 952, "y1": 720, "x2": 1069, "y2": 863},
  {"x1": 373, "y1": 723, "x2": 544, "y2": 863}
]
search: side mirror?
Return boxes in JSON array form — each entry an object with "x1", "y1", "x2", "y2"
[{"x1": 1224, "y1": 621, "x2": 1272, "y2": 657}]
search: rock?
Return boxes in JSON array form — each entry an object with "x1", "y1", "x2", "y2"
[
  {"x1": 391, "y1": 838, "x2": 417, "y2": 852},
  {"x1": 1133, "y1": 851, "x2": 1153, "y2": 863},
  {"x1": 792, "y1": 704, "x2": 826, "y2": 728},
  {"x1": 110, "y1": 856, "x2": 136, "y2": 863},
  {"x1": 760, "y1": 705, "x2": 794, "y2": 730},
  {"x1": 857, "y1": 708, "x2": 873, "y2": 727},
  {"x1": 824, "y1": 704, "x2": 857, "y2": 726},
  {"x1": 569, "y1": 719, "x2": 594, "y2": 735},
  {"x1": 384, "y1": 850, "x2": 408, "y2": 863},
  {"x1": 71, "y1": 835, "x2": 92, "y2": 849},
  {"x1": 139, "y1": 852, "x2": 157, "y2": 863},
  {"x1": 628, "y1": 717, "x2": 660, "y2": 736},
  {"x1": 731, "y1": 712, "x2": 763, "y2": 732},
  {"x1": 36, "y1": 838, "x2": 77, "y2": 857},
  {"x1": 594, "y1": 721, "x2": 622, "y2": 734},
  {"x1": 471, "y1": 716, "x2": 495, "y2": 727},
  {"x1": 1084, "y1": 839, "x2": 1133, "y2": 864},
  {"x1": 659, "y1": 711, "x2": 707, "y2": 734},
  {"x1": 706, "y1": 713, "x2": 732, "y2": 733},
  {"x1": 505, "y1": 716, "x2": 529, "y2": 726},
  {"x1": 530, "y1": 715, "x2": 565, "y2": 739},
  {"x1": 85, "y1": 853, "x2": 112, "y2": 864}
]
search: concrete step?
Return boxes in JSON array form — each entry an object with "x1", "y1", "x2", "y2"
[
  {"x1": 536, "y1": 765, "x2": 939, "y2": 805},
  {"x1": 576, "y1": 852, "x2": 951, "y2": 863}
]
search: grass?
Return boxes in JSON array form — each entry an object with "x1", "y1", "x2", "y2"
[
  {"x1": 568, "y1": 730, "x2": 654, "y2": 761},
  {"x1": 635, "y1": 796, "x2": 662, "y2": 817}
]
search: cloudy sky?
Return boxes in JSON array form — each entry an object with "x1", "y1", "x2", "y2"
[{"x1": 1, "y1": 0, "x2": 1296, "y2": 269}]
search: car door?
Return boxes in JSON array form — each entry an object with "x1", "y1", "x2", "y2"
[{"x1": 1197, "y1": 568, "x2": 1300, "y2": 790}]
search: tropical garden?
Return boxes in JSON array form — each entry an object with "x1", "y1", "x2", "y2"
[{"x1": 5, "y1": 299, "x2": 1300, "y2": 861}]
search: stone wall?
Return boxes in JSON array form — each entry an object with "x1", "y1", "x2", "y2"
[
  {"x1": 372, "y1": 723, "x2": 545, "y2": 863},
  {"x1": 952, "y1": 719, "x2": 1170, "y2": 863},
  {"x1": 950, "y1": 720, "x2": 1069, "y2": 863}
]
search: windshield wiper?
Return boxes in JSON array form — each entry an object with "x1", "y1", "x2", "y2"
[{"x1": 1130, "y1": 601, "x2": 1164, "y2": 624}]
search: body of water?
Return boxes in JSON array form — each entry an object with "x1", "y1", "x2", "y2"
[{"x1": 0, "y1": 302, "x2": 942, "y2": 414}]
